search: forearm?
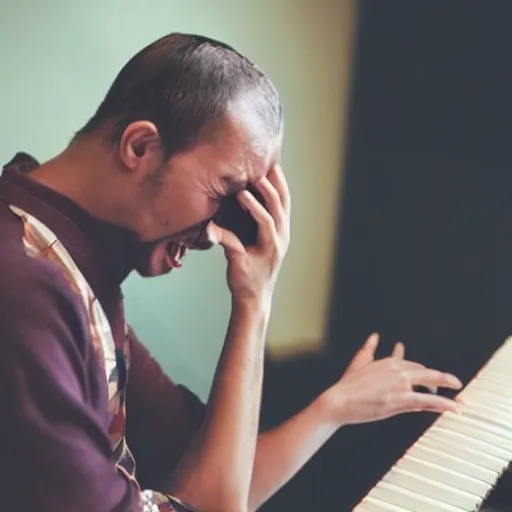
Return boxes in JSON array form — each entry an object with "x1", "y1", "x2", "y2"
[
  {"x1": 248, "y1": 392, "x2": 341, "y2": 511},
  {"x1": 168, "y1": 298, "x2": 270, "y2": 512}
]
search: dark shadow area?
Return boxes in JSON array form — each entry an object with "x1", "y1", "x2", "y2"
[{"x1": 260, "y1": 1, "x2": 512, "y2": 510}]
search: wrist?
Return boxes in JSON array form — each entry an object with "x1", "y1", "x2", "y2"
[
  {"x1": 227, "y1": 295, "x2": 272, "y2": 346},
  {"x1": 231, "y1": 293, "x2": 272, "y2": 318},
  {"x1": 315, "y1": 386, "x2": 348, "y2": 429}
]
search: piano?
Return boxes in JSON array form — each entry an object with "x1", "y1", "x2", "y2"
[{"x1": 353, "y1": 337, "x2": 512, "y2": 511}]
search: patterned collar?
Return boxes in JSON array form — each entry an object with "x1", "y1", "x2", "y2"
[{"x1": 0, "y1": 153, "x2": 138, "y2": 291}]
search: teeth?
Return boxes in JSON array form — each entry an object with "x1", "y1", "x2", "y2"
[{"x1": 166, "y1": 243, "x2": 183, "y2": 268}]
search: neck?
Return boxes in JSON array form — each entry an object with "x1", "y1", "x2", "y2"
[{"x1": 29, "y1": 139, "x2": 134, "y2": 230}]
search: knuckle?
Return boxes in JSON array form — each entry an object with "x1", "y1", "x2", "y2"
[
  {"x1": 403, "y1": 396, "x2": 422, "y2": 413},
  {"x1": 261, "y1": 209, "x2": 275, "y2": 228},
  {"x1": 398, "y1": 370, "x2": 411, "y2": 387},
  {"x1": 430, "y1": 370, "x2": 443, "y2": 381},
  {"x1": 388, "y1": 358, "x2": 401, "y2": 371},
  {"x1": 377, "y1": 393, "x2": 390, "y2": 411},
  {"x1": 381, "y1": 391, "x2": 394, "y2": 407},
  {"x1": 267, "y1": 184, "x2": 280, "y2": 201}
]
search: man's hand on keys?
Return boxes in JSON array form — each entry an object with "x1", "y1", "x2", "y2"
[{"x1": 321, "y1": 333, "x2": 463, "y2": 425}]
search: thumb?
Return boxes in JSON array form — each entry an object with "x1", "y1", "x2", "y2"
[
  {"x1": 208, "y1": 221, "x2": 246, "y2": 258},
  {"x1": 346, "y1": 333, "x2": 379, "y2": 372}
]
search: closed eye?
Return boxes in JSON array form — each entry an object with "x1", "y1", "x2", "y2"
[{"x1": 221, "y1": 175, "x2": 247, "y2": 196}]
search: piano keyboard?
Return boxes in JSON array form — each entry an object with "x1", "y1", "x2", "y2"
[{"x1": 353, "y1": 337, "x2": 512, "y2": 512}]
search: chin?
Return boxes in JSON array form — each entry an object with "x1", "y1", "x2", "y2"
[{"x1": 134, "y1": 260, "x2": 174, "y2": 278}]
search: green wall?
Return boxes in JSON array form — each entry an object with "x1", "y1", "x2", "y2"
[{"x1": 0, "y1": 0, "x2": 355, "y2": 400}]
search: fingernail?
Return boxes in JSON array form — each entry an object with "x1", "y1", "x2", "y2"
[
  {"x1": 207, "y1": 223, "x2": 219, "y2": 244},
  {"x1": 367, "y1": 333, "x2": 379, "y2": 345},
  {"x1": 447, "y1": 374, "x2": 463, "y2": 388}
]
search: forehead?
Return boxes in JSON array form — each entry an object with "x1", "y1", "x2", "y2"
[{"x1": 201, "y1": 106, "x2": 281, "y2": 186}]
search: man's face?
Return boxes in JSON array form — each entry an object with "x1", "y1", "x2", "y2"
[{"x1": 125, "y1": 106, "x2": 281, "y2": 276}]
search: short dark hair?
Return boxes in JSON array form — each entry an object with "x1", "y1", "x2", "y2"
[{"x1": 74, "y1": 33, "x2": 283, "y2": 158}]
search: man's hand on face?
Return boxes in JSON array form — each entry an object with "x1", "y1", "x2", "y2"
[
  {"x1": 321, "y1": 333, "x2": 463, "y2": 426},
  {"x1": 207, "y1": 164, "x2": 291, "y2": 306}
]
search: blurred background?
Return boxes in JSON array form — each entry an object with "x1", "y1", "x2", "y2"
[
  {"x1": 0, "y1": 0, "x2": 353, "y2": 398},
  {"x1": 3, "y1": 0, "x2": 512, "y2": 510}
]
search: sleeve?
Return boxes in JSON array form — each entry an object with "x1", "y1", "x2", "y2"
[
  {"x1": 126, "y1": 328, "x2": 207, "y2": 491},
  {"x1": 0, "y1": 264, "x2": 183, "y2": 512}
]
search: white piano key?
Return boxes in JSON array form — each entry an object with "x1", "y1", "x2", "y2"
[
  {"x1": 459, "y1": 383, "x2": 512, "y2": 404},
  {"x1": 368, "y1": 481, "x2": 468, "y2": 512},
  {"x1": 459, "y1": 388, "x2": 512, "y2": 413},
  {"x1": 355, "y1": 336, "x2": 512, "y2": 511},
  {"x1": 480, "y1": 357, "x2": 510, "y2": 372},
  {"x1": 458, "y1": 400, "x2": 512, "y2": 431},
  {"x1": 481, "y1": 354, "x2": 512, "y2": 368},
  {"x1": 474, "y1": 376, "x2": 512, "y2": 391},
  {"x1": 397, "y1": 455, "x2": 490, "y2": 496},
  {"x1": 353, "y1": 503, "x2": 381, "y2": 512},
  {"x1": 428, "y1": 425, "x2": 512, "y2": 461},
  {"x1": 471, "y1": 376, "x2": 511, "y2": 393},
  {"x1": 416, "y1": 436, "x2": 506, "y2": 475},
  {"x1": 381, "y1": 467, "x2": 481, "y2": 510},
  {"x1": 355, "y1": 496, "x2": 414, "y2": 511},
  {"x1": 483, "y1": 349, "x2": 512, "y2": 365},
  {"x1": 458, "y1": 393, "x2": 512, "y2": 420},
  {"x1": 435, "y1": 414, "x2": 512, "y2": 450},
  {"x1": 442, "y1": 411, "x2": 512, "y2": 442},
  {"x1": 353, "y1": 503, "x2": 383, "y2": 512},
  {"x1": 462, "y1": 386, "x2": 512, "y2": 406},
  {"x1": 477, "y1": 369, "x2": 512, "y2": 383},
  {"x1": 466, "y1": 379, "x2": 512, "y2": 398}
]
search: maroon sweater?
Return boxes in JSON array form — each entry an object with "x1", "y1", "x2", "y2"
[{"x1": 0, "y1": 160, "x2": 205, "y2": 510}]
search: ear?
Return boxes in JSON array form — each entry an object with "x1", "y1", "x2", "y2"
[{"x1": 118, "y1": 121, "x2": 163, "y2": 174}]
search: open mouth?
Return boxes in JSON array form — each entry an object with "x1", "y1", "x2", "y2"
[{"x1": 165, "y1": 242, "x2": 187, "y2": 269}]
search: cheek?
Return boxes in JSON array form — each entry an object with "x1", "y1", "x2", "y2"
[{"x1": 160, "y1": 192, "x2": 219, "y2": 232}]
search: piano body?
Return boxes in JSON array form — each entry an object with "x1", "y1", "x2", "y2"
[{"x1": 353, "y1": 337, "x2": 512, "y2": 511}]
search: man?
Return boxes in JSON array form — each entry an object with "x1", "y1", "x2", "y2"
[{"x1": 0, "y1": 33, "x2": 463, "y2": 511}]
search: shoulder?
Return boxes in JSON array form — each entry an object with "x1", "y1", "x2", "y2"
[
  {"x1": 0, "y1": 241, "x2": 90, "y2": 356},
  {"x1": 0, "y1": 200, "x2": 93, "y2": 366},
  {"x1": 0, "y1": 201, "x2": 80, "y2": 306},
  {"x1": 0, "y1": 248, "x2": 82, "y2": 313}
]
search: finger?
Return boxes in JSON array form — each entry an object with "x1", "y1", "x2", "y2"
[
  {"x1": 267, "y1": 164, "x2": 291, "y2": 216},
  {"x1": 409, "y1": 368, "x2": 463, "y2": 391},
  {"x1": 392, "y1": 342, "x2": 405, "y2": 359},
  {"x1": 207, "y1": 221, "x2": 246, "y2": 258},
  {"x1": 389, "y1": 347, "x2": 436, "y2": 393},
  {"x1": 413, "y1": 385, "x2": 438, "y2": 395},
  {"x1": 346, "y1": 333, "x2": 379, "y2": 371},
  {"x1": 387, "y1": 359, "x2": 426, "y2": 372},
  {"x1": 364, "y1": 332, "x2": 380, "y2": 358},
  {"x1": 253, "y1": 177, "x2": 286, "y2": 233},
  {"x1": 237, "y1": 189, "x2": 277, "y2": 246},
  {"x1": 400, "y1": 392, "x2": 461, "y2": 415}
]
